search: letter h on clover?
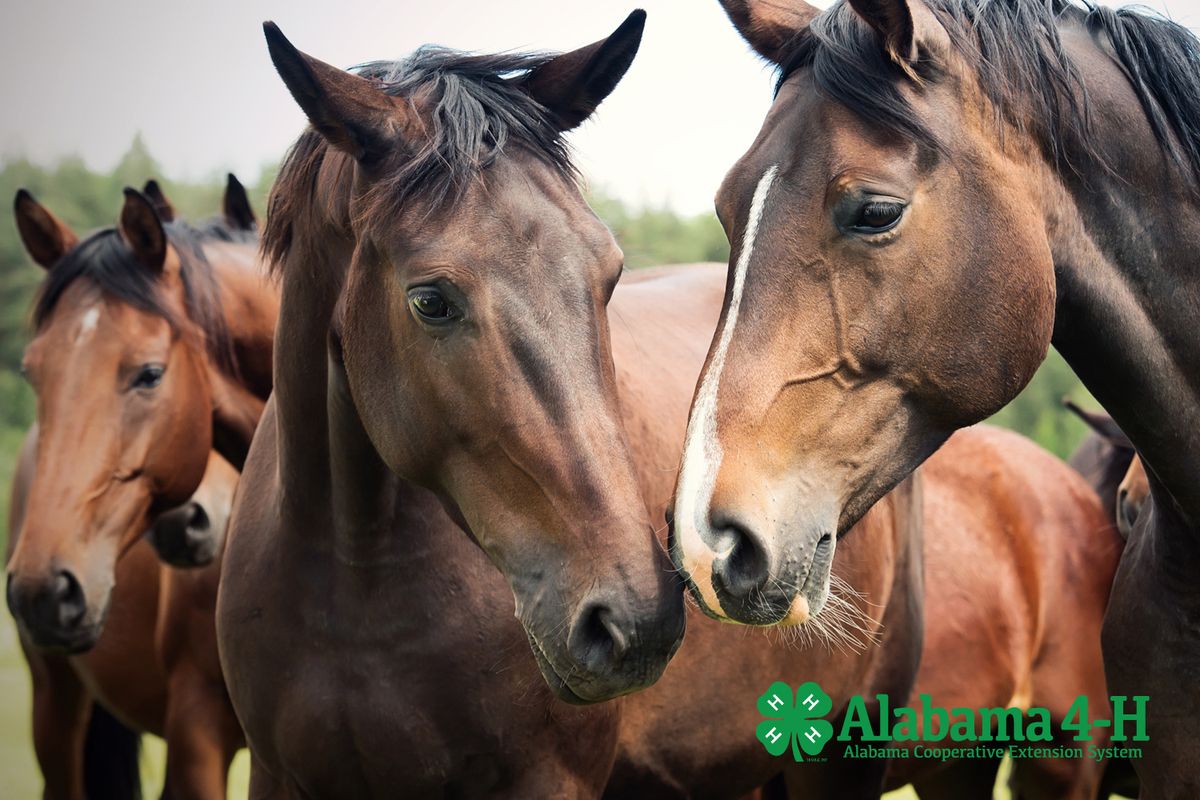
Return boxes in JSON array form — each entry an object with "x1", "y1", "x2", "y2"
[{"x1": 756, "y1": 681, "x2": 834, "y2": 762}]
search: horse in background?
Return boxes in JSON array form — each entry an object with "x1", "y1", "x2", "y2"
[
  {"x1": 1063, "y1": 400, "x2": 1134, "y2": 530},
  {"x1": 5, "y1": 178, "x2": 273, "y2": 798}
]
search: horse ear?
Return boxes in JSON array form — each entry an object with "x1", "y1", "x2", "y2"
[
  {"x1": 13, "y1": 190, "x2": 78, "y2": 269},
  {"x1": 717, "y1": 0, "x2": 820, "y2": 65},
  {"x1": 118, "y1": 188, "x2": 168, "y2": 273},
  {"x1": 141, "y1": 179, "x2": 177, "y2": 223},
  {"x1": 263, "y1": 21, "x2": 412, "y2": 162},
  {"x1": 1063, "y1": 398, "x2": 1133, "y2": 450},
  {"x1": 223, "y1": 173, "x2": 257, "y2": 232},
  {"x1": 845, "y1": 0, "x2": 948, "y2": 75},
  {"x1": 522, "y1": 10, "x2": 646, "y2": 131}
]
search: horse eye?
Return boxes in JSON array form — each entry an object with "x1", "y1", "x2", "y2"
[
  {"x1": 852, "y1": 200, "x2": 905, "y2": 233},
  {"x1": 131, "y1": 364, "x2": 165, "y2": 390},
  {"x1": 407, "y1": 287, "x2": 456, "y2": 324}
]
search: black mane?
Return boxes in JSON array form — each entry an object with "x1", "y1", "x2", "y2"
[
  {"x1": 34, "y1": 222, "x2": 238, "y2": 374},
  {"x1": 192, "y1": 215, "x2": 258, "y2": 245},
  {"x1": 264, "y1": 46, "x2": 575, "y2": 267},
  {"x1": 779, "y1": 0, "x2": 1200, "y2": 186}
]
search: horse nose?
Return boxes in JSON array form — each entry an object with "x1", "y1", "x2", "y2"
[
  {"x1": 147, "y1": 501, "x2": 216, "y2": 567},
  {"x1": 568, "y1": 599, "x2": 632, "y2": 674},
  {"x1": 708, "y1": 510, "x2": 792, "y2": 624},
  {"x1": 6, "y1": 568, "x2": 87, "y2": 640}
]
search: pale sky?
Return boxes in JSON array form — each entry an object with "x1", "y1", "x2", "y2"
[{"x1": 3, "y1": 0, "x2": 1199, "y2": 215}]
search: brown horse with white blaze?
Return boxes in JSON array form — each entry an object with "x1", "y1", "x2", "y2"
[
  {"x1": 672, "y1": 1, "x2": 1200, "y2": 792},
  {"x1": 6, "y1": 179, "x2": 274, "y2": 798}
]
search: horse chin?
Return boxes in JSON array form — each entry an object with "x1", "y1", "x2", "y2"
[
  {"x1": 524, "y1": 632, "x2": 596, "y2": 705},
  {"x1": 686, "y1": 527, "x2": 835, "y2": 628},
  {"x1": 21, "y1": 618, "x2": 104, "y2": 655},
  {"x1": 778, "y1": 547, "x2": 835, "y2": 628}
]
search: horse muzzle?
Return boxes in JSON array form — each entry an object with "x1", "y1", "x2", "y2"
[
  {"x1": 146, "y1": 500, "x2": 221, "y2": 567},
  {"x1": 6, "y1": 569, "x2": 105, "y2": 653},
  {"x1": 524, "y1": 587, "x2": 685, "y2": 704}
]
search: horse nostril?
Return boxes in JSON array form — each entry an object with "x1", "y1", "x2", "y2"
[
  {"x1": 187, "y1": 503, "x2": 210, "y2": 534},
  {"x1": 53, "y1": 570, "x2": 86, "y2": 630},
  {"x1": 569, "y1": 601, "x2": 630, "y2": 673},
  {"x1": 711, "y1": 518, "x2": 771, "y2": 599}
]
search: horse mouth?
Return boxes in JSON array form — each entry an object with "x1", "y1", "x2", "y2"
[
  {"x1": 788, "y1": 532, "x2": 835, "y2": 624},
  {"x1": 524, "y1": 632, "x2": 594, "y2": 705},
  {"x1": 19, "y1": 622, "x2": 102, "y2": 655}
]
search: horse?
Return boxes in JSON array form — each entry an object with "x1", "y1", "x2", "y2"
[
  {"x1": 7, "y1": 437, "x2": 240, "y2": 799},
  {"x1": 6, "y1": 179, "x2": 275, "y2": 798},
  {"x1": 669, "y1": 1, "x2": 1200, "y2": 792},
  {"x1": 1063, "y1": 400, "x2": 1135, "y2": 531}
]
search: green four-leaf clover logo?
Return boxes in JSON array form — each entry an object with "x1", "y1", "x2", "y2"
[{"x1": 756, "y1": 681, "x2": 834, "y2": 762}]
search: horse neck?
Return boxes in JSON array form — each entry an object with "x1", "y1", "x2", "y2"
[
  {"x1": 271, "y1": 238, "x2": 344, "y2": 511},
  {"x1": 206, "y1": 241, "x2": 278, "y2": 398},
  {"x1": 271, "y1": 236, "x2": 423, "y2": 561},
  {"x1": 1043, "y1": 30, "x2": 1200, "y2": 526},
  {"x1": 188, "y1": 243, "x2": 275, "y2": 468}
]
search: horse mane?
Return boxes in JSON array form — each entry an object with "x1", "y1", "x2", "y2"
[
  {"x1": 263, "y1": 46, "x2": 577, "y2": 270},
  {"x1": 192, "y1": 215, "x2": 258, "y2": 245},
  {"x1": 779, "y1": 0, "x2": 1200, "y2": 187},
  {"x1": 33, "y1": 222, "x2": 239, "y2": 376}
]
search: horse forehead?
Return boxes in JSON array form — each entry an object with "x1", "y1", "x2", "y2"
[
  {"x1": 406, "y1": 187, "x2": 613, "y2": 269},
  {"x1": 41, "y1": 292, "x2": 171, "y2": 358}
]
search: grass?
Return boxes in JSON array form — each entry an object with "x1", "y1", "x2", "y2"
[{"x1": 0, "y1": 609, "x2": 252, "y2": 796}]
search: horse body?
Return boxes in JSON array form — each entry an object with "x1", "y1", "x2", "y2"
[
  {"x1": 220, "y1": 397, "x2": 621, "y2": 799},
  {"x1": 890, "y1": 425, "x2": 1120, "y2": 798}
]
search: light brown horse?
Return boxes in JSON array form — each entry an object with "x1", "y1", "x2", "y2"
[
  {"x1": 6, "y1": 179, "x2": 275, "y2": 798},
  {"x1": 887, "y1": 426, "x2": 1120, "y2": 799},
  {"x1": 672, "y1": 1, "x2": 1200, "y2": 792},
  {"x1": 8, "y1": 438, "x2": 239, "y2": 799}
]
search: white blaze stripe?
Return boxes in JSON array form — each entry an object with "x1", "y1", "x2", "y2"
[
  {"x1": 75, "y1": 307, "x2": 100, "y2": 344},
  {"x1": 675, "y1": 165, "x2": 778, "y2": 614}
]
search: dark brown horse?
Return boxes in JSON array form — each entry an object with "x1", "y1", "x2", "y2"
[
  {"x1": 671, "y1": 1, "x2": 1200, "y2": 792},
  {"x1": 6, "y1": 179, "x2": 274, "y2": 798}
]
